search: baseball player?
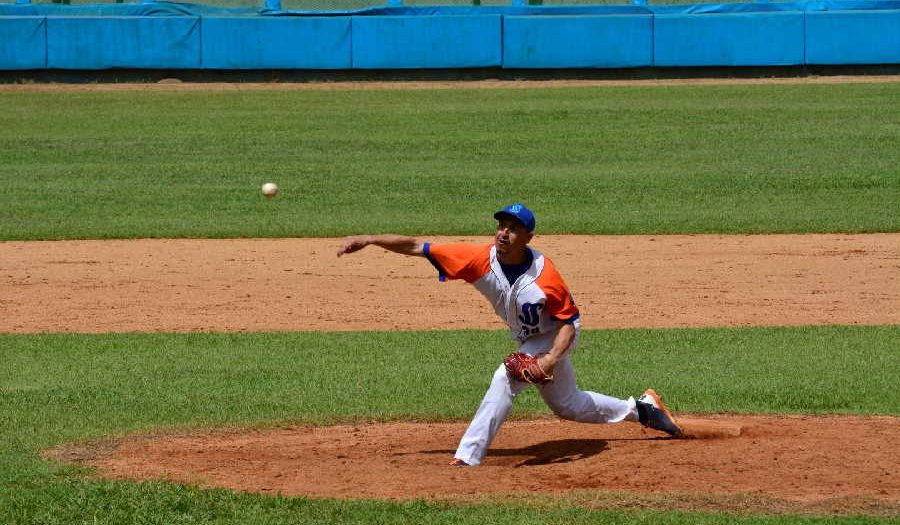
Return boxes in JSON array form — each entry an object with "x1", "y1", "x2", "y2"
[{"x1": 337, "y1": 203, "x2": 682, "y2": 466}]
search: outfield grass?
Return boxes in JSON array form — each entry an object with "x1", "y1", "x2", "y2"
[
  {"x1": 1, "y1": 327, "x2": 898, "y2": 524},
  {"x1": 2, "y1": 82, "x2": 899, "y2": 240}
]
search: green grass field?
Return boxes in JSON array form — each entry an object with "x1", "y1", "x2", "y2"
[
  {"x1": 2, "y1": 83, "x2": 898, "y2": 240},
  {"x1": 2, "y1": 327, "x2": 898, "y2": 524},
  {"x1": 2, "y1": 82, "x2": 899, "y2": 524}
]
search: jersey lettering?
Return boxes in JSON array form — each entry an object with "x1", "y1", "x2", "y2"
[
  {"x1": 518, "y1": 303, "x2": 543, "y2": 326},
  {"x1": 518, "y1": 303, "x2": 543, "y2": 340}
]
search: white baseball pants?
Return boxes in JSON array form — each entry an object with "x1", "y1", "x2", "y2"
[{"x1": 453, "y1": 327, "x2": 638, "y2": 466}]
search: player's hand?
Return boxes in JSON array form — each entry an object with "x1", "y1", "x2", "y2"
[
  {"x1": 537, "y1": 354, "x2": 558, "y2": 376},
  {"x1": 337, "y1": 236, "x2": 370, "y2": 257}
]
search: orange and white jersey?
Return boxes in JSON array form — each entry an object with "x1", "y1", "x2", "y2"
[{"x1": 424, "y1": 243, "x2": 580, "y2": 343}]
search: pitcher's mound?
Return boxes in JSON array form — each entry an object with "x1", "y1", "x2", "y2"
[
  {"x1": 51, "y1": 414, "x2": 899, "y2": 516},
  {"x1": 678, "y1": 417, "x2": 746, "y2": 439}
]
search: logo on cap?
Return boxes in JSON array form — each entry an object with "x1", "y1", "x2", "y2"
[{"x1": 494, "y1": 203, "x2": 536, "y2": 232}]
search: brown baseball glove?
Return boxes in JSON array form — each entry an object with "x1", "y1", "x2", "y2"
[{"x1": 504, "y1": 352, "x2": 553, "y2": 384}]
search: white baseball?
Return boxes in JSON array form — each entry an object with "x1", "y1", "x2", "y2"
[{"x1": 261, "y1": 182, "x2": 278, "y2": 198}]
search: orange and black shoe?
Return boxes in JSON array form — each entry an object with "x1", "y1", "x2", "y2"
[
  {"x1": 448, "y1": 458, "x2": 470, "y2": 467},
  {"x1": 637, "y1": 389, "x2": 683, "y2": 437}
]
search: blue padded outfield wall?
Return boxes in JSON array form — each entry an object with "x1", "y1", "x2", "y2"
[
  {"x1": 1, "y1": 1, "x2": 900, "y2": 70},
  {"x1": 202, "y1": 16, "x2": 351, "y2": 69}
]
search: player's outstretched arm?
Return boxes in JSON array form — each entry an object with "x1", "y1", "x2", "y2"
[{"x1": 337, "y1": 235, "x2": 425, "y2": 258}]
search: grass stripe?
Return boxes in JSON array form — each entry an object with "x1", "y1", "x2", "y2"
[
  {"x1": 2, "y1": 326, "x2": 896, "y2": 455},
  {"x1": 2, "y1": 83, "x2": 898, "y2": 239}
]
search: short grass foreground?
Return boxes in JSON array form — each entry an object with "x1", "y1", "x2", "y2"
[
  {"x1": 2, "y1": 82, "x2": 899, "y2": 240},
  {"x1": 1, "y1": 326, "x2": 898, "y2": 524}
]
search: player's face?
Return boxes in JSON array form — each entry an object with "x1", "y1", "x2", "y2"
[{"x1": 495, "y1": 217, "x2": 532, "y2": 263}]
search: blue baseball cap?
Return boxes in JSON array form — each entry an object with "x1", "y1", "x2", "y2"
[{"x1": 493, "y1": 203, "x2": 536, "y2": 232}]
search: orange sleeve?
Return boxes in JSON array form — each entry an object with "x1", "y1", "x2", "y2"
[
  {"x1": 536, "y1": 260, "x2": 580, "y2": 322},
  {"x1": 424, "y1": 243, "x2": 491, "y2": 283}
]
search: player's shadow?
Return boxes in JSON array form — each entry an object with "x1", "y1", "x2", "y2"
[
  {"x1": 494, "y1": 438, "x2": 609, "y2": 466},
  {"x1": 422, "y1": 438, "x2": 609, "y2": 467}
]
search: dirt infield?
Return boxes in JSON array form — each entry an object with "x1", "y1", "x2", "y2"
[
  {"x1": 3, "y1": 234, "x2": 898, "y2": 333},
  {"x1": 10, "y1": 234, "x2": 898, "y2": 515},
  {"x1": 2, "y1": 74, "x2": 900, "y2": 93}
]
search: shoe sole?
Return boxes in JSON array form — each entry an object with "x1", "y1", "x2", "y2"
[{"x1": 643, "y1": 389, "x2": 684, "y2": 437}]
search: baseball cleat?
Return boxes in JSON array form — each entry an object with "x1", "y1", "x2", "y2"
[
  {"x1": 637, "y1": 389, "x2": 683, "y2": 437},
  {"x1": 448, "y1": 458, "x2": 470, "y2": 467}
]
